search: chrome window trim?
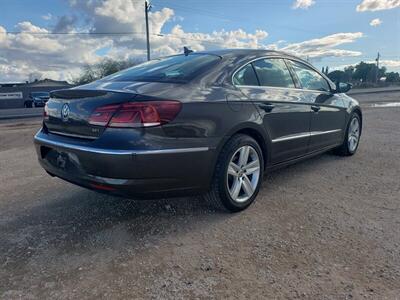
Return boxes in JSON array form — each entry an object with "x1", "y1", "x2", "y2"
[
  {"x1": 231, "y1": 55, "x2": 333, "y2": 94},
  {"x1": 34, "y1": 135, "x2": 209, "y2": 155},
  {"x1": 234, "y1": 84, "x2": 331, "y2": 94},
  {"x1": 272, "y1": 129, "x2": 342, "y2": 143}
]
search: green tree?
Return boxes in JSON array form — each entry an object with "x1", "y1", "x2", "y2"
[
  {"x1": 344, "y1": 66, "x2": 354, "y2": 82},
  {"x1": 327, "y1": 70, "x2": 346, "y2": 83},
  {"x1": 73, "y1": 58, "x2": 144, "y2": 85},
  {"x1": 385, "y1": 72, "x2": 400, "y2": 83},
  {"x1": 327, "y1": 66, "x2": 354, "y2": 83},
  {"x1": 352, "y1": 61, "x2": 386, "y2": 83}
]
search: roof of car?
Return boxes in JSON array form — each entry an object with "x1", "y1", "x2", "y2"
[{"x1": 193, "y1": 49, "x2": 305, "y2": 61}]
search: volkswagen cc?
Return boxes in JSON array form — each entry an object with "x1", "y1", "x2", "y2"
[{"x1": 34, "y1": 49, "x2": 362, "y2": 212}]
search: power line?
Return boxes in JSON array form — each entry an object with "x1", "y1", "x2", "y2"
[
  {"x1": 2, "y1": 31, "x2": 148, "y2": 35},
  {"x1": 0, "y1": 30, "x2": 257, "y2": 47}
]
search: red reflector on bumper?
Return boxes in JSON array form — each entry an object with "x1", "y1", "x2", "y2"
[{"x1": 90, "y1": 183, "x2": 115, "y2": 191}]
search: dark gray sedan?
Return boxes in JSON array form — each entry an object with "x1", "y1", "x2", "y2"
[{"x1": 34, "y1": 49, "x2": 362, "y2": 212}]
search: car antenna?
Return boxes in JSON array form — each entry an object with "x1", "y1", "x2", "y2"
[{"x1": 184, "y1": 46, "x2": 193, "y2": 56}]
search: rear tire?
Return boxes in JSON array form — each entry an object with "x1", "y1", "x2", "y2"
[
  {"x1": 334, "y1": 112, "x2": 361, "y2": 156},
  {"x1": 205, "y1": 134, "x2": 264, "y2": 212}
]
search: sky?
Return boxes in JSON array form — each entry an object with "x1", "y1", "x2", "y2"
[{"x1": 0, "y1": 0, "x2": 399, "y2": 82}]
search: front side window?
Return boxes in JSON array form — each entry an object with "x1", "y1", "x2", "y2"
[
  {"x1": 290, "y1": 61, "x2": 330, "y2": 92},
  {"x1": 233, "y1": 63, "x2": 259, "y2": 86},
  {"x1": 252, "y1": 58, "x2": 295, "y2": 88},
  {"x1": 102, "y1": 54, "x2": 221, "y2": 83}
]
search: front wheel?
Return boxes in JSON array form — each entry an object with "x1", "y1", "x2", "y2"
[
  {"x1": 205, "y1": 134, "x2": 264, "y2": 212},
  {"x1": 334, "y1": 112, "x2": 361, "y2": 156}
]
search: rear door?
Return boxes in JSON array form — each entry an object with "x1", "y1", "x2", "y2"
[
  {"x1": 287, "y1": 60, "x2": 346, "y2": 152},
  {"x1": 233, "y1": 57, "x2": 312, "y2": 164}
]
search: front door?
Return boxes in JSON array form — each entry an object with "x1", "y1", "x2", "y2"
[
  {"x1": 233, "y1": 57, "x2": 312, "y2": 164},
  {"x1": 287, "y1": 60, "x2": 346, "y2": 152}
]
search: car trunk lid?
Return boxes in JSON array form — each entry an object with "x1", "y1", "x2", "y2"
[{"x1": 44, "y1": 89, "x2": 135, "y2": 139}]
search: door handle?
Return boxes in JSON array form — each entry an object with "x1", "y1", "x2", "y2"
[
  {"x1": 258, "y1": 103, "x2": 275, "y2": 112},
  {"x1": 311, "y1": 105, "x2": 321, "y2": 112}
]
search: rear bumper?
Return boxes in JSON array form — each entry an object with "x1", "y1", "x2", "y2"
[{"x1": 34, "y1": 130, "x2": 216, "y2": 198}]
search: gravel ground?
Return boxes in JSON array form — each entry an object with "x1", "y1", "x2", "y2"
[{"x1": 0, "y1": 93, "x2": 399, "y2": 299}]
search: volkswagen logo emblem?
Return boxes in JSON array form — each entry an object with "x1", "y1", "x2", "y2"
[{"x1": 61, "y1": 103, "x2": 70, "y2": 121}]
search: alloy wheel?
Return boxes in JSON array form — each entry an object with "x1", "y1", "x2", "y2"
[
  {"x1": 348, "y1": 117, "x2": 360, "y2": 152},
  {"x1": 227, "y1": 145, "x2": 261, "y2": 203}
]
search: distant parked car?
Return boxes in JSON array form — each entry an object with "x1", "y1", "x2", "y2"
[
  {"x1": 24, "y1": 92, "x2": 50, "y2": 108},
  {"x1": 34, "y1": 49, "x2": 362, "y2": 212}
]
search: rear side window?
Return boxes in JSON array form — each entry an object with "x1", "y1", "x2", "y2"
[
  {"x1": 252, "y1": 58, "x2": 295, "y2": 88},
  {"x1": 233, "y1": 64, "x2": 259, "y2": 86},
  {"x1": 103, "y1": 54, "x2": 221, "y2": 83},
  {"x1": 290, "y1": 60, "x2": 330, "y2": 92}
]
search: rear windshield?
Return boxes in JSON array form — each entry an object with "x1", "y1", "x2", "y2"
[{"x1": 102, "y1": 54, "x2": 221, "y2": 83}]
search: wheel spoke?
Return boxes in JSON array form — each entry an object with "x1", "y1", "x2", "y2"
[
  {"x1": 238, "y1": 146, "x2": 250, "y2": 167},
  {"x1": 350, "y1": 119, "x2": 356, "y2": 133},
  {"x1": 244, "y1": 159, "x2": 260, "y2": 175},
  {"x1": 228, "y1": 162, "x2": 240, "y2": 176},
  {"x1": 242, "y1": 175, "x2": 254, "y2": 197},
  {"x1": 230, "y1": 178, "x2": 242, "y2": 199},
  {"x1": 349, "y1": 136, "x2": 357, "y2": 150}
]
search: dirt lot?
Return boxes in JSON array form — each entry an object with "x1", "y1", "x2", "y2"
[{"x1": 1, "y1": 93, "x2": 399, "y2": 299}]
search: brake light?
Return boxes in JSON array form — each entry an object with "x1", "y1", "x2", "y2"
[
  {"x1": 88, "y1": 104, "x2": 120, "y2": 126},
  {"x1": 44, "y1": 103, "x2": 49, "y2": 120},
  {"x1": 88, "y1": 101, "x2": 181, "y2": 128}
]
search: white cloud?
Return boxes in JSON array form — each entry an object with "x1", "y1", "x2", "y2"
[
  {"x1": 281, "y1": 32, "x2": 364, "y2": 59},
  {"x1": 0, "y1": 0, "x2": 271, "y2": 82},
  {"x1": 42, "y1": 13, "x2": 53, "y2": 21},
  {"x1": 0, "y1": 0, "x2": 366, "y2": 82},
  {"x1": 17, "y1": 21, "x2": 49, "y2": 33},
  {"x1": 370, "y1": 18, "x2": 383, "y2": 26},
  {"x1": 356, "y1": 0, "x2": 400, "y2": 12},
  {"x1": 378, "y1": 59, "x2": 400, "y2": 68},
  {"x1": 292, "y1": 0, "x2": 316, "y2": 9}
]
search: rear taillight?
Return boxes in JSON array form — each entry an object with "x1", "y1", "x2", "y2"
[
  {"x1": 44, "y1": 103, "x2": 49, "y2": 120},
  {"x1": 88, "y1": 104, "x2": 120, "y2": 126},
  {"x1": 88, "y1": 101, "x2": 181, "y2": 128}
]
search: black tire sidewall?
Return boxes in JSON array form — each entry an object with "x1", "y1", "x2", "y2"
[{"x1": 218, "y1": 135, "x2": 264, "y2": 211}]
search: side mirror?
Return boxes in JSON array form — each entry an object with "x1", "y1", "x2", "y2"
[{"x1": 335, "y1": 82, "x2": 352, "y2": 94}]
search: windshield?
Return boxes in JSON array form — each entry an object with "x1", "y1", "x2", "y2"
[{"x1": 102, "y1": 54, "x2": 221, "y2": 83}]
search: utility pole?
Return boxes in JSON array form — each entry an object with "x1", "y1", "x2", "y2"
[
  {"x1": 145, "y1": 1, "x2": 151, "y2": 61},
  {"x1": 375, "y1": 52, "x2": 380, "y2": 83}
]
